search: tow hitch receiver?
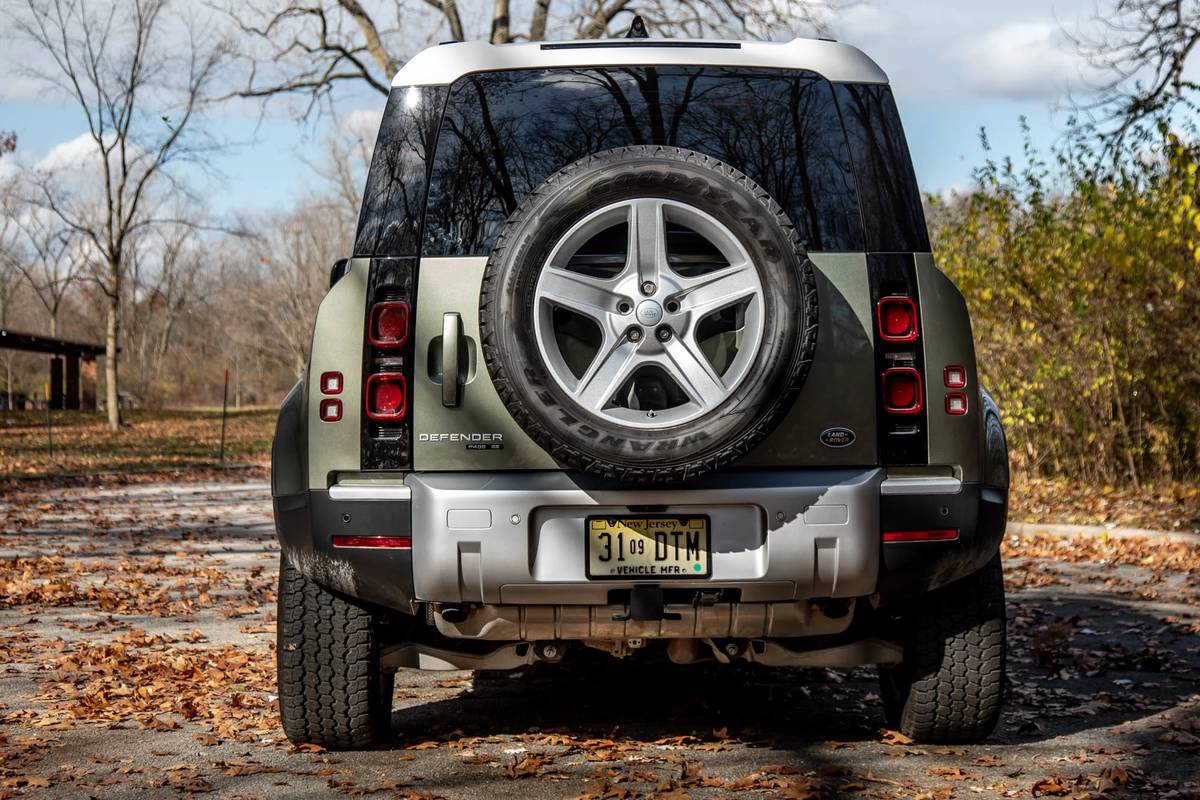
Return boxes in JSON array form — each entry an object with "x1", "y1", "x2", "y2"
[{"x1": 612, "y1": 586, "x2": 682, "y2": 622}]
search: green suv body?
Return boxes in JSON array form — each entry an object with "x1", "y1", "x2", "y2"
[{"x1": 272, "y1": 35, "x2": 1011, "y2": 749}]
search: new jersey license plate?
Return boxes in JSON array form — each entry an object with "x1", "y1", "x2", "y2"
[{"x1": 585, "y1": 516, "x2": 710, "y2": 579}]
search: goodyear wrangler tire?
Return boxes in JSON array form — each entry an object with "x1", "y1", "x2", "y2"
[
  {"x1": 480, "y1": 146, "x2": 818, "y2": 483},
  {"x1": 277, "y1": 556, "x2": 394, "y2": 749},
  {"x1": 878, "y1": 554, "x2": 1007, "y2": 743}
]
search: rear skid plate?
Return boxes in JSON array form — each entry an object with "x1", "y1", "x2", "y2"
[
  {"x1": 378, "y1": 637, "x2": 902, "y2": 671},
  {"x1": 380, "y1": 641, "x2": 538, "y2": 672}
]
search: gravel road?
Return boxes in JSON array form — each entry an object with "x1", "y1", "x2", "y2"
[{"x1": 0, "y1": 479, "x2": 1197, "y2": 799}]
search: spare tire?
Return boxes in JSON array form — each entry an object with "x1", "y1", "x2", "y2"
[{"x1": 480, "y1": 146, "x2": 818, "y2": 483}]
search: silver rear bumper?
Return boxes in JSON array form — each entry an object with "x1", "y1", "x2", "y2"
[{"x1": 407, "y1": 469, "x2": 884, "y2": 606}]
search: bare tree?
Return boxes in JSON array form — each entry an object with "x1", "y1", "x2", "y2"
[
  {"x1": 0, "y1": 194, "x2": 22, "y2": 409},
  {"x1": 7, "y1": 0, "x2": 230, "y2": 429},
  {"x1": 1072, "y1": 0, "x2": 1200, "y2": 142},
  {"x1": 123, "y1": 222, "x2": 206, "y2": 404},
  {"x1": 5, "y1": 196, "x2": 87, "y2": 338},
  {"x1": 231, "y1": 198, "x2": 353, "y2": 375},
  {"x1": 224, "y1": 0, "x2": 846, "y2": 113}
]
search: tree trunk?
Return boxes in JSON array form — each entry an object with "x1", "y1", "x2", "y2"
[
  {"x1": 1101, "y1": 333, "x2": 1139, "y2": 489},
  {"x1": 490, "y1": 0, "x2": 510, "y2": 43},
  {"x1": 105, "y1": 290, "x2": 121, "y2": 430},
  {"x1": 530, "y1": 0, "x2": 550, "y2": 40}
]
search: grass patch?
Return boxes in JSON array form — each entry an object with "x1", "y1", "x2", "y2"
[{"x1": 0, "y1": 408, "x2": 275, "y2": 479}]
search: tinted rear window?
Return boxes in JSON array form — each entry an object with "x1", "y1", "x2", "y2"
[
  {"x1": 353, "y1": 85, "x2": 447, "y2": 258},
  {"x1": 834, "y1": 83, "x2": 930, "y2": 252},
  {"x1": 422, "y1": 67, "x2": 865, "y2": 255}
]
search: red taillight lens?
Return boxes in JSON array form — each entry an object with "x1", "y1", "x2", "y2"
[
  {"x1": 883, "y1": 529, "x2": 958, "y2": 543},
  {"x1": 882, "y1": 367, "x2": 923, "y2": 415},
  {"x1": 366, "y1": 372, "x2": 407, "y2": 421},
  {"x1": 332, "y1": 535, "x2": 412, "y2": 549},
  {"x1": 319, "y1": 398, "x2": 342, "y2": 422},
  {"x1": 369, "y1": 301, "x2": 410, "y2": 348},
  {"x1": 877, "y1": 296, "x2": 919, "y2": 343}
]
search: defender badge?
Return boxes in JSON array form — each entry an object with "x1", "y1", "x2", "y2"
[{"x1": 820, "y1": 427, "x2": 855, "y2": 448}]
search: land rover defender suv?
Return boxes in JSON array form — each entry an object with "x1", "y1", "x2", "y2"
[{"x1": 271, "y1": 33, "x2": 1010, "y2": 749}]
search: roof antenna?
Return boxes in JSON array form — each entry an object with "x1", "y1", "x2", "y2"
[{"x1": 625, "y1": 15, "x2": 649, "y2": 39}]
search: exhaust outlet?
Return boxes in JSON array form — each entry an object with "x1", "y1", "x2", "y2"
[{"x1": 437, "y1": 604, "x2": 469, "y2": 624}]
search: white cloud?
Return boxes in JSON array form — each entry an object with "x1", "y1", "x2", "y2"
[
  {"x1": 339, "y1": 107, "x2": 383, "y2": 143},
  {"x1": 836, "y1": 4, "x2": 892, "y2": 38},
  {"x1": 953, "y1": 20, "x2": 1094, "y2": 100},
  {"x1": 37, "y1": 133, "x2": 102, "y2": 172}
]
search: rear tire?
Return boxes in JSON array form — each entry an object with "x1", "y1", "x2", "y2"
[
  {"x1": 276, "y1": 556, "x2": 394, "y2": 749},
  {"x1": 878, "y1": 554, "x2": 1006, "y2": 743}
]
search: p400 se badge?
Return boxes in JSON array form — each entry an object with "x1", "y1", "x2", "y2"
[{"x1": 820, "y1": 427, "x2": 855, "y2": 448}]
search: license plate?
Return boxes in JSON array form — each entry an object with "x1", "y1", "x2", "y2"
[{"x1": 585, "y1": 516, "x2": 710, "y2": 579}]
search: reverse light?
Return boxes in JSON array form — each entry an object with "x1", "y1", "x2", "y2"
[
  {"x1": 369, "y1": 301, "x2": 410, "y2": 348},
  {"x1": 366, "y1": 372, "x2": 407, "y2": 421},
  {"x1": 332, "y1": 535, "x2": 412, "y2": 549},
  {"x1": 319, "y1": 398, "x2": 342, "y2": 422},
  {"x1": 883, "y1": 529, "x2": 958, "y2": 543},
  {"x1": 945, "y1": 392, "x2": 968, "y2": 415},
  {"x1": 882, "y1": 367, "x2": 923, "y2": 415},
  {"x1": 876, "y1": 296, "x2": 919, "y2": 343},
  {"x1": 943, "y1": 365, "x2": 966, "y2": 388}
]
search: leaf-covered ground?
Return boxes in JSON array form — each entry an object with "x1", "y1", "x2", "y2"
[
  {"x1": 0, "y1": 479, "x2": 1197, "y2": 799},
  {"x1": 4, "y1": 409, "x2": 1196, "y2": 530},
  {"x1": 0, "y1": 409, "x2": 273, "y2": 479}
]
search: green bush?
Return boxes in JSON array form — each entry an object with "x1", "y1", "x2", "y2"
[{"x1": 930, "y1": 123, "x2": 1200, "y2": 486}]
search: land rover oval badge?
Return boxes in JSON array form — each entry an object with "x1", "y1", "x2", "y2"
[{"x1": 820, "y1": 427, "x2": 855, "y2": 448}]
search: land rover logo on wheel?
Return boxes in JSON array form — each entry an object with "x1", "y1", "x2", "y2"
[{"x1": 820, "y1": 427, "x2": 855, "y2": 448}]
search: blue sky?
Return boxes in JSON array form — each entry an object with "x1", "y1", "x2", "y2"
[{"x1": 3, "y1": 1, "x2": 1100, "y2": 213}]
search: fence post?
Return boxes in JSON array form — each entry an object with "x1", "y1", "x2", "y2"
[
  {"x1": 219, "y1": 368, "x2": 229, "y2": 466},
  {"x1": 45, "y1": 392, "x2": 52, "y2": 460}
]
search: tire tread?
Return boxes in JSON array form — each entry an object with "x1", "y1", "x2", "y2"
[
  {"x1": 276, "y1": 557, "x2": 392, "y2": 749},
  {"x1": 880, "y1": 555, "x2": 1006, "y2": 743}
]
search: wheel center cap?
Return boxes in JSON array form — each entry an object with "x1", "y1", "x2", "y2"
[{"x1": 635, "y1": 300, "x2": 663, "y2": 326}]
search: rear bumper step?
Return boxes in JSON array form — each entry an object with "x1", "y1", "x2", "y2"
[
  {"x1": 273, "y1": 468, "x2": 1005, "y2": 616},
  {"x1": 407, "y1": 469, "x2": 884, "y2": 605}
]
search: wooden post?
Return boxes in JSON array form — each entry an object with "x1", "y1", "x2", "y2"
[
  {"x1": 219, "y1": 368, "x2": 229, "y2": 465},
  {"x1": 65, "y1": 354, "x2": 80, "y2": 410},
  {"x1": 49, "y1": 356, "x2": 64, "y2": 410},
  {"x1": 45, "y1": 392, "x2": 52, "y2": 459}
]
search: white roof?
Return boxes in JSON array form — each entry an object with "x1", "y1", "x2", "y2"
[{"x1": 392, "y1": 38, "x2": 888, "y2": 88}]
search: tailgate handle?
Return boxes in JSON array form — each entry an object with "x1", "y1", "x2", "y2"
[{"x1": 441, "y1": 312, "x2": 462, "y2": 407}]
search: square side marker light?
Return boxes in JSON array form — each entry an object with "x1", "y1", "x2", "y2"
[
  {"x1": 944, "y1": 365, "x2": 966, "y2": 388},
  {"x1": 319, "y1": 398, "x2": 343, "y2": 422},
  {"x1": 945, "y1": 392, "x2": 968, "y2": 415},
  {"x1": 320, "y1": 371, "x2": 343, "y2": 395}
]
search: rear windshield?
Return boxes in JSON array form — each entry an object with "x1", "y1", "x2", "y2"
[
  {"x1": 423, "y1": 67, "x2": 863, "y2": 254},
  {"x1": 353, "y1": 68, "x2": 929, "y2": 257}
]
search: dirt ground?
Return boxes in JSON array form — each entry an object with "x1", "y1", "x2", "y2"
[{"x1": 0, "y1": 478, "x2": 1197, "y2": 799}]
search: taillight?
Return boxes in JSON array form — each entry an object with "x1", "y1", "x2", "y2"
[
  {"x1": 883, "y1": 529, "x2": 958, "y2": 543},
  {"x1": 882, "y1": 367, "x2": 923, "y2": 415},
  {"x1": 332, "y1": 535, "x2": 412, "y2": 549},
  {"x1": 876, "y1": 296, "x2": 919, "y2": 343},
  {"x1": 369, "y1": 301, "x2": 410, "y2": 348},
  {"x1": 943, "y1": 365, "x2": 966, "y2": 389},
  {"x1": 366, "y1": 372, "x2": 407, "y2": 421}
]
